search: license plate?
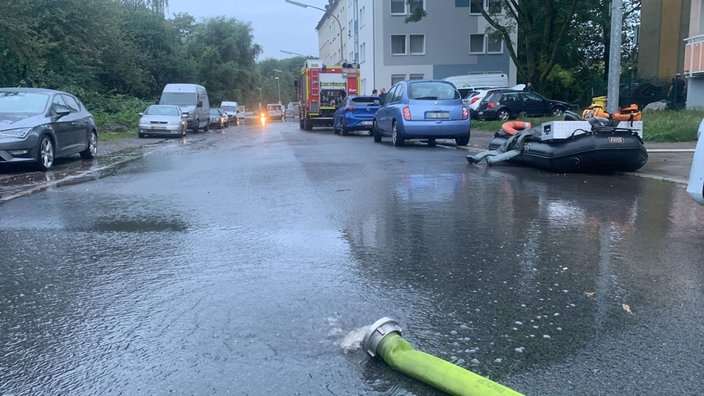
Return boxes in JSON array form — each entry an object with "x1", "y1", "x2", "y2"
[
  {"x1": 361, "y1": 121, "x2": 373, "y2": 126},
  {"x1": 150, "y1": 126, "x2": 168, "y2": 130},
  {"x1": 426, "y1": 112, "x2": 449, "y2": 120}
]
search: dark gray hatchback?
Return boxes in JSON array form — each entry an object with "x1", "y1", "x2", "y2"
[
  {"x1": 0, "y1": 87, "x2": 97, "y2": 171},
  {"x1": 476, "y1": 89, "x2": 570, "y2": 121}
]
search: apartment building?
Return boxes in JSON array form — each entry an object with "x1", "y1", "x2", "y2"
[
  {"x1": 685, "y1": 0, "x2": 704, "y2": 108},
  {"x1": 315, "y1": 0, "x2": 517, "y2": 96}
]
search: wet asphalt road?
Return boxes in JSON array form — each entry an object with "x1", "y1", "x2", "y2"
[{"x1": 1, "y1": 121, "x2": 704, "y2": 395}]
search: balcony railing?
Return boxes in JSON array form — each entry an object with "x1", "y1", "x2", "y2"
[{"x1": 684, "y1": 34, "x2": 704, "y2": 76}]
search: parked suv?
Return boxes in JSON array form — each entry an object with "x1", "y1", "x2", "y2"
[{"x1": 476, "y1": 89, "x2": 569, "y2": 121}]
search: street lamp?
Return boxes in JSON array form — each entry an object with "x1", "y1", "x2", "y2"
[
  {"x1": 285, "y1": 0, "x2": 344, "y2": 65},
  {"x1": 275, "y1": 76, "x2": 281, "y2": 104},
  {"x1": 280, "y1": 49, "x2": 306, "y2": 57}
]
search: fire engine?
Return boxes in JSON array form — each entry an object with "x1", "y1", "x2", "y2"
[{"x1": 295, "y1": 59, "x2": 360, "y2": 131}]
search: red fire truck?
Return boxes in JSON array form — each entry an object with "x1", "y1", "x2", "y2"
[{"x1": 295, "y1": 59, "x2": 360, "y2": 131}]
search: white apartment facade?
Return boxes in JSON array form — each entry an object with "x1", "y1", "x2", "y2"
[{"x1": 315, "y1": 0, "x2": 517, "y2": 95}]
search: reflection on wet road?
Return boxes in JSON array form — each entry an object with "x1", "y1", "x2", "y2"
[{"x1": 1, "y1": 122, "x2": 703, "y2": 395}]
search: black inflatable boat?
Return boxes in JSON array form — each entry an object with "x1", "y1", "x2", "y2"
[{"x1": 467, "y1": 119, "x2": 648, "y2": 173}]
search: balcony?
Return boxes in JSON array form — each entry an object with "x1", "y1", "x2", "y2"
[{"x1": 684, "y1": 34, "x2": 704, "y2": 76}]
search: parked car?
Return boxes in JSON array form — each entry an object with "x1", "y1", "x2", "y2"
[
  {"x1": 476, "y1": 89, "x2": 569, "y2": 121},
  {"x1": 465, "y1": 85, "x2": 525, "y2": 118},
  {"x1": 372, "y1": 80, "x2": 470, "y2": 147},
  {"x1": 138, "y1": 104, "x2": 187, "y2": 138},
  {"x1": 0, "y1": 87, "x2": 97, "y2": 171},
  {"x1": 209, "y1": 108, "x2": 227, "y2": 129},
  {"x1": 266, "y1": 103, "x2": 284, "y2": 122},
  {"x1": 332, "y1": 95, "x2": 381, "y2": 135}
]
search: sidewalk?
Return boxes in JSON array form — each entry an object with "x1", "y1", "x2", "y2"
[{"x1": 466, "y1": 130, "x2": 696, "y2": 184}]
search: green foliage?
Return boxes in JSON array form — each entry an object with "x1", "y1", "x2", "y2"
[{"x1": 87, "y1": 94, "x2": 155, "y2": 134}]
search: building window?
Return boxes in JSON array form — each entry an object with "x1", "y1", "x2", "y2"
[
  {"x1": 360, "y1": 5, "x2": 365, "y2": 27},
  {"x1": 391, "y1": 74, "x2": 406, "y2": 85},
  {"x1": 470, "y1": 0, "x2": 483, "y2": 14},
  {"x1": 360, "y1": 42, "x2": 366, "y2": 63},
  {"x1": 487, "y1": 32, "x2": 503, "y2": 53},
  {"x1": 409, "y1": 35, "x2": 425, "y2": 55},
  {"x1": 390, "y1": 0, "x2": 406, "y2": 15},
  {"x1": 470, "y1": 0, "x2": 501, "y2": 14},
  {"x1": 409, "y1": 73, "x2": 424, "y2": 80},
  {"x1": 391, "y1": 35, "x2": 406, "y2": 55},
  {"x1": 469, "y1": 34, "x2": 485, "y2": 53},
  {"x1": 469, "y1": 33, "x2": 503, "y2": 54},
  {"x1": 391, "y1": 0, "x2": 424, "y2": 15}
]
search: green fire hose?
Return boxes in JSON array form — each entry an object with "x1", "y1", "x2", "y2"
[{"x1": 363, "y1": 317, "x2": 523, "y2": 396}]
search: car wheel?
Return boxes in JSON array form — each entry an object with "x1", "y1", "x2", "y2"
[
  {"x1": 373, "y1": 120, "x2": 382, "y2": 143},
  {"x1": 80, "y1": 130, "x2": 97, "y2": 159},
  {"x1": 299, "y1": 118, "x2": 304, "y2": 129},
  {"x1": 138, "y1": 132, "x2": 145, "y2": 138},
  {"x1": 427, "y1": 138, "x2": 436, "y2": 147},
  {"x1": 391, "y1": 121, "x2": 404, "y2": 147},
  {"x1": 332, "y1": 119, "x2": 339, "y2": 134},
  {"x1": 552, "y1": 107, "x2": 565, "y2": 117},
  {"x1": 340, "y1": 123, "x2": 348, "y2": 136},
  {"x1": 455, "y1": 136, "x2": 470, "y2": 146},
  {"x1": 36, "y1": 135, "x2": 54, "y2": 171},
  {"x1": 203, "y1": 120, "x2": 209, "y2": 132},
  {"x1": 497, "y1": 109, "x2": 511, "y2": 121}
]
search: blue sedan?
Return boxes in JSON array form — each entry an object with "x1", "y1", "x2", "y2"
[
  {"x1": 332, "y1": 95, "x2": 381, "y2": 136},
  {"x1": 373, "y1": 80, "x2": 470, "y2": 146}
]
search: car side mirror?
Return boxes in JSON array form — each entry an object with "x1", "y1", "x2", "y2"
[
  {"x1": 55, "y1": 108, "x2": 71, "y2": 118},
  {"x1": 197, "y1": 101, "x2": 203, "y2": 108}
]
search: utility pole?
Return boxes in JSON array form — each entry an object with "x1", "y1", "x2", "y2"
[{"x1": 607, "y1": 0, "x2": 623, "y2": 114}]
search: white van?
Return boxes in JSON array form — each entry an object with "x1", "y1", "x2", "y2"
[
  {"x1": 444, "y1": 73, "x2": 509, "y2": 102},
  {"x1": 220, "y1": 101, "x2": 239, "y2": 126},
  {"x1": 159, "y1": 84, "x2": 210, "y2": 132}
]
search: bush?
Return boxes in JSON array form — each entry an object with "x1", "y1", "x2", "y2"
[{"x1": 82, "y1": 93, "x2": 156, "y2": 134}]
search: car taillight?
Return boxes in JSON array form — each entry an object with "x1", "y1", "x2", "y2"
[
  {"x1": 403, "y1": 106, "x2": 411, "y2": 121},
  {"x1": 462, "y1": 106, "x2": 469, "y2": 120},
  {"x1": 487, "y1": 102, "x2": 495, "y2": 109},
  {"x1": 346, "y1": 106, "x2": 357, "y2": 111},
  {"x1": 470, "y1": 97, "x2": 479, "y2": 104}
]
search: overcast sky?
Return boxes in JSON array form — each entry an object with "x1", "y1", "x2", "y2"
[{"x1": 166, "y1": 0, "x2": 323, "y2": 60}]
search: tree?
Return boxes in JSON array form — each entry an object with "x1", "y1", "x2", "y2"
[{"x1": 186, "y1": 17, "x2": 262, "y2": 105}]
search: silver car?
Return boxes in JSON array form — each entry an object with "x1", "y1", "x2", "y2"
[
  {"x1": 0, "y1": 87, "x2": 97, "y2": 171},
  {"x1": 138, "y1": 105, "x2": 187, "y2": 138}
]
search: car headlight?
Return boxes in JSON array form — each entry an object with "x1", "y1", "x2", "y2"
[{"x1": 0, "y1": 128, "x2": 32, "y2": 138}]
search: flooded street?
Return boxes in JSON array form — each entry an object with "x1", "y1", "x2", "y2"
[{"x1": 2, "y1": 122, "x2": 704, "y2": 395}]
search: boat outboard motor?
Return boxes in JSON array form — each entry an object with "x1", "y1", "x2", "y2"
[{"x1": 563, "y1": 110, "x2": 582, "y2": 121}]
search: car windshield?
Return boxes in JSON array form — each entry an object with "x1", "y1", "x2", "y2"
[
  {"x1": 351, "y1": 97, "x2": 381, "y2": 106},
  {"x1": 145, "y1": 105, "x2": 180, "y2": 116},
  {"x1": 221, "y1": 106, "x2": 236, "y2": 111},
  {"x1": 160, "y1": 92, "x2": 196, "y2": 106},
  {"x1": 0, "y1": 92, "x2": 50, "y2": 114},
  {"x1": 407, "y1": 82, "x2": 459, "y2": 100}
]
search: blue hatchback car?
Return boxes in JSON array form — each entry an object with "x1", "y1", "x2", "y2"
[
  {"x1": 372, "y1": 80, "x2": 470, "y2": 146},
  {"x1": 332, "y1": 95, "x2": 381, "y2": 136}
]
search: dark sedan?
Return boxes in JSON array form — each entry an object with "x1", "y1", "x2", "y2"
[
  {"x1": 0, "y1": 87, "x2": 97, "y2": 171},
  {"x1": 332, "y1": 95, "x2": 381, "y2": 135},
  {"x1": 476, "y1": 89, "x2": 569, "y2": 121}
]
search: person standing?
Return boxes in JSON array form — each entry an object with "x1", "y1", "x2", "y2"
[
  {"x1": 523, "y1": 82, "x2": 534, "y2": 92},
  {"x1": 668, "y1": 73, "x2": 686, "y2": 110},
  {"x1": 378, "y1": 87, "x2": 387, "y2": 103}
]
